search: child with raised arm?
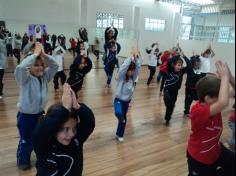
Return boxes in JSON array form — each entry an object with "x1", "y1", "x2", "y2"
[
  {"x1": 114, "y1": 49, "x2": 142, "y2": 142},
  {"x1": 53, "y1": 45, "x2": 67, "y2": 91},
  {"x1": 187, "y1": 61, "x2": 235, "y2": 176},
  {"x1": 15, "y1": 43, "x2": 58, "y2": 170},
  {"x1": 33, "y1": 83, "x2": 95, "y2": 176}
]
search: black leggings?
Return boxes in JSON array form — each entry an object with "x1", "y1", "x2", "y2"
[
  {"x1": 0, "y1": 69, "x2": 4, "y2": 96},
  {"x1": 164, "y1": 89, "x2": 178, "y2": 122},
  {"x1": 187, "y1": 145, "x2": 235, "y2": 176},
  {"x1": 147, "y1": 66, "x2": 156, "y2": 85},
  {"x1": 184, "y1": 88, "x2": 198, "y2": 115},
  {"x1": 53, "y1": 71, "x2": 67, "y2": 90},
  {"x1": 160, "y1": 71, "x2": 167, "y2": 92},
  {"x1": 13, "y1": 49, "x2": 21, "y2": 64}
]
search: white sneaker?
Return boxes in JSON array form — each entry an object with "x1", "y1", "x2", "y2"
[
  {"x1": 0, "y1": 96, "x2": 3, "y2": 99},
  {"x1": 116, "y1": 136, "x2": 124, "y2": 143}
]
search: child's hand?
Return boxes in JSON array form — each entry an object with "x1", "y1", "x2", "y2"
[
  {"x1": 62, "y1": 83, "x2": 73, "y2": 110},
  {"x1": 34, "y1": 42, "x2": 42, "y2": 57},
  {"x1": 215, "y1": 60, "x2": 230, "y2": 79},
  {"x1": 71, "y1": 88, "x2": 80, "y2": 110}
]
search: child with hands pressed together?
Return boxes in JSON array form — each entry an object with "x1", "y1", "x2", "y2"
[
  {"x1": 33, "y1": 83, "x2": 95, "y2": 176},
  {"x1": 15, "y1": 42, "x2": 59, "y2": 170},
  {"x1": 187, "y1": 60, "x2": 235, "y2": 176},
  {"x1": 114, "y1": 48, "x2": 142, "y2": 142}
]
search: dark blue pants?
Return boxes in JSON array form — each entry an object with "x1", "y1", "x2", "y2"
[
  {"x1": 16, "y1": 112, "x2": 43, "y2": 165},
  {"x1": 114, "y1": 98, "x2": 130, "y2": 138},
  {"x1": 164, "y1": 89, "x2": 178, "y2": 122},
  {"x1": 104, "y1": 65, "x2": 115, "y2": 85}
]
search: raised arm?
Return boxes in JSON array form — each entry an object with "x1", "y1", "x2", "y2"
[
  {"x1": 15, "y1": 43, "x2": 43, "y2": 85},
  {"x1": 209, "y1": 61, "x2": 230, "y2": 116},
  {"x1": 133, "y1": 56, "x2": 142, "y2": 81},
  {"x1": 116, "y1": 57, "x2": 132, "y2": 81},
  {"x1": 116, "y1": 42, "x2": 121, "y2": 54}
]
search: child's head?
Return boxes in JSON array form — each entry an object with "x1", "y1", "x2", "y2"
[
  {"x1": 79, "y1": 41, "x2": 85, "y2": 50},
  {"x1": 196, "y1": 76, "x2": 221, "y2": 104},
  {"x1": 46, "y1": 103, "x2": 79, "y2": 146},
  {"x1": 78, "y1": 57, "x2": 87, "y2": 70},
  {"x1": 190, "y1": 55, "x2": 201, "y2": 70},
  {"x1": 30, "y1": 56, "x2": 45, "y2": 77},
  {"x1": 126, "y1": 62, "x2": 136, "y2": 81},
  {"x1": 172, "y1": 56, "x2": 183, "y2": 72},
  {"x1": 202, "y1": 49, "x2": 211, "y2": 58},
  {"x1": 108, "y1": 29, "x2": 114, "y2": 39}
]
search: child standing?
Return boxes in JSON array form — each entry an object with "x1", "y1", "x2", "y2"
[
  {"x1": 200, "y1": 45, "x2": 215, "y2": 77},
  {"x1": 184, "y1": 55, "x2": 203, "y2": 117},
  {"x1": 146, "y1": 43, "x2": 159, "y2": 86},
  {"x1": 67, "y1": 55, "x2": 92, "y2": 98},
  {"x1": 33, "y1": 83, "x2": 95, "y2": 176},
  {"x1": 114, "y1": 49, "x2": 142, "y2": 142},
  {"x1": 69, "y1": 37, "x2": 77, "y2": 58},
  {"x1": 15, "y1": 43, "x2": 58, "y2": 170},
  {"x1": 187, "y1": 61, "x2": 235, "y2": 176},
  {"x1": 53, "y1": 45, "x2": 67, "y2": 91},
  {"x1": 14, "y1": 34, "x2": 22, "y2": 64},
  {"x1": 0, "y1": 35, "x2": 8, "y2": 99},
  {"x1": 104, "y1": 41, "x2": 121, "y2": 88},
  {"x1": 163, "y1": 52, "x2": 188, "y2": 125},
  {"x1": 6, "y1": 32, "x2": 13, "y2": 57}
]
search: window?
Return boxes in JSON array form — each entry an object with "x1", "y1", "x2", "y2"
[
  {"x1": 180, "y1": 16, "x2": 192, "y2": 40},
  {"x1": 145, "y1": 18, "x2": 166, "y2": 32},
  {"x1": 96, "y1": 12, "x2": 124, "y2": 29},
  {"x1": 218, "y1": 26, "x2": 235, "y2": 43}
]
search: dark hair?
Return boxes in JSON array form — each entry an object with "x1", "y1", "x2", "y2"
[
  {"x1": 46, "y1": 103, "x2": 78, "y2": 132},
  {"x1": 196, "y1": 76, "x2": 221, "y2": 102},
  {"x1": 190, "y1": 55, "x2": 201, "y2": 67},
  {"x1": 203, "y1": 49, "x2": 211, "y2": 56},
  {"x1": 125, "y1": 62, "x2": 136, "y2": 81}
]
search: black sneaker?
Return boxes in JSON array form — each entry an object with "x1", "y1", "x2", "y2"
[{"x1": 165, "y1": 120, "x2": 170, "y2": 126}]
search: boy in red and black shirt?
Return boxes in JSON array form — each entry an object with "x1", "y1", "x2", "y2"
[{"x1": 187, "y1": 61, "x2": 235, "y2": 176}]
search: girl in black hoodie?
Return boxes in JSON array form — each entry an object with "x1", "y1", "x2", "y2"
[
  {"x1": 164, "y1": 51, "x2": 189, "y2": 125},
  {"x1": 67, "y1": 55, "x2": 92, "y2": 98},
  {"x1": 33, "y1": 83, "x2": 95, "y2": 176}
]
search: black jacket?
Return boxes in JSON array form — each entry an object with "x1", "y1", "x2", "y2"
[
  {"x1": 185, "y1": 56, "x2": 203, "y2": 89},
  {"x1": 67, "y1": 56, "x2": 92, "y2": 91},
  {"x1": 164, "y1": 56, "x2": 188, "y2": 91},
  {"x1": 33, "y1": 104, "x2": 95, "y2": 176}
]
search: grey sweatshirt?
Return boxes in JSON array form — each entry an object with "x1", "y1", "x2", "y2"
[
  {"x1": 115, "y1": 57, "x2": 142, "y2": 102},
  {"x1": 15, "y1": 54, "x2": 59, "y2": 114},
  {"x1": 0, "y1": 38, "x2": 8, "y2": 69}
]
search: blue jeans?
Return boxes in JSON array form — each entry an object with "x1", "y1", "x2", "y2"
[
  {"x1": 114, "y1": 98, "x2": 130, "y2": 138},
  {"x1": 104, "y1": 65, "x2": 115, "y2": 85},
  {"x1": 16, "y1": 112, "x2": 43, "y2": 165}
]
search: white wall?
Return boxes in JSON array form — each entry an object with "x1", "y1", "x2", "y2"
[{"x1": 0, "y1": 0, "x2": 235, "y2": 73}]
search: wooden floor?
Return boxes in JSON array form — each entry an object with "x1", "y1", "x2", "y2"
[{"x1": 0, "y1": 53, "x2": 232, "y2": 176}]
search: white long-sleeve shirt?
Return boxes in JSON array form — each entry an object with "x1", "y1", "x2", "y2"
[
  {"x1": 148, "y1": 45, "x2": 159, "y2": 67},
  {"x1": 200, "y1": 56, "x2": 211, "y2": 74},
  {"x1": 53, "y1": 46, "x2": 66, "y2": 72}
]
